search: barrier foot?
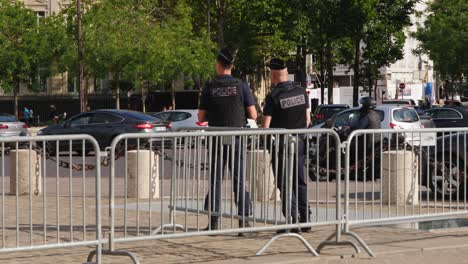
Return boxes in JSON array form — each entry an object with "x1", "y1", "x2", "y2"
[
  {"x1": 343, "y1": 230, "x2": 375, "y2": 257},
  {"x1": 87, "y1": 249, "x2": 140, "y2": 264},
  {"x1": 256, "y1": 232, "x2": 319, "y2": 257},
  {"x1": 316, "y1": 231, "x2": 361, "y2": 254},
  {"x1": 152, "y1": 223, "x2": 185, "y2": 235}
]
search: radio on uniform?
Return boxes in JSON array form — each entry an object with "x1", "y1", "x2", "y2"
[{"x1": 280, "y1": 94, "x2": 306, "y2": 109}]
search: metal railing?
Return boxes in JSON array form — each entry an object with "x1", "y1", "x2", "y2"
[
  {"x1": 92, "y1": 128, "x2": 356, "y2": 263},
  {"x1": 334, "y1": 128, "x2": 468, "y2": 256},
  {"x1": 2, "y1": 127, "x2": 467, "y2": 262},
  {"x1": 0, "y1": 135, "x2": 102, "y2": 263}
]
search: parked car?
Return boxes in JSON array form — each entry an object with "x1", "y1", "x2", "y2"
[
  {"x1": 149, "y1": 109, "x2": 207, "y2": 132},
  {"x1": 311, "y1": 104, "x2": 350, "y2": 126},
  {"x1": 413, "y1": 106, "x2": 436, "y2": 128},
  {"x1": 38, "y1": 109, "x2": 167, "y2": 154},
  {"x1": 0, "y1": 113, "x2": 28, "y2": 138},
  {"x1": 320, "y1": 105, "x2": 423, "y2": 130},
  {"x1": 382, "y1": 99, "x2": 416, "y2": 106},
  {"x1": 424, "y1": 106, "x2": 468, "y2": 128},
  {"x1": 430, "y1": 132, "x2": 468, "y2": 198}
]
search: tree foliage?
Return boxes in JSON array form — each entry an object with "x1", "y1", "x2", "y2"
[
  {"x1": 0, "y1": 0, "x2": 64, "y2": 116},
  {"x1": 416, "y1": 0, "x2": 468, "y2": 96},
  {"x1": 79, "y1": 0, "x2": 215, "y2": 108}
]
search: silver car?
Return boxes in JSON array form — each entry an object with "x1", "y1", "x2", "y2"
[
  {"x1": 149, "y1": 110, "x2": 207, "y2": 132},
  {"x1": 0, "y1": 113, "x2": 28, "y2": 138},
  {"x1": 312, "y1": 105, "x2": 434, "y2": 147}
]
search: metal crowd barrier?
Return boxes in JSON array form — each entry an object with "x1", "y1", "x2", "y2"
[
  {"x1": 92, "y1": 128, "x2": 363, "y2": 263},
  {"x1": 0, "y1": 135, "x2": 102, "y2": 263},
  {"x1": 332, "y1": 128, "x2": 468, "y2": 256}
]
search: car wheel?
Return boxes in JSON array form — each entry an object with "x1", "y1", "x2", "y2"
[{"x1": 430, "y1": 154, "x2": 466, "y2": 199}]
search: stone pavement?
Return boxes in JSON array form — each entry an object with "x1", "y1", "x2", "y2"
[{"x1": 2, "y1": 224, "x2": 468, "y2": 264}]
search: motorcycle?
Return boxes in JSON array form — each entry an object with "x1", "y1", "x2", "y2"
[{"x1": 308, "y1": 127, "x2": 424, "y2": 182}]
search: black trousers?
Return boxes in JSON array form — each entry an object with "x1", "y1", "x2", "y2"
[
  {"x1": 204, "y1": 138, "x2": 251, "y2": 217},
  {"x1": 271, "y1": 136, "x2": 308, "y2": 221}
]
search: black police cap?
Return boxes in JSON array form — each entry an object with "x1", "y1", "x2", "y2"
[
  {"x1": 268, "y1": 58, "x2": 287, "y2": 70},
  {"x1": 217, "y1": 48, "x2": 234, "y2": 65}
]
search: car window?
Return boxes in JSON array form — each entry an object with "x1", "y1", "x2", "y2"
[
  {"x1": 383, "y1": 100, "x2": 411, "y2": 105},
  {"x1": 333, "y1": 110, "x2": 360, "y2": 127},
  {"x1": 426, "y1": 109, "x2": 462, "y2": 119},
  {"x1": 393, "y1": 108, "x2": 419, "y2": 122},
  {"x1": 333, "y1": 110, "x2": 384, "y2": 127},
  {"x1": 318, "y1": 107, "x2": 347, "y2": 120},
  {"x1": 0, "y1": 115, "x2": 18, "y2": 122},
  {"x1": 171, "y1": 112, "x2": 192, "y2": 122},
  {"x1": 125, "y1": 111, "x2": 159, "y2": 122},
  {"x1": 424, "y1": 109, "x2": 438, "y2": 118},
  {"x1": 438, "y1": 109, "x2": 462, "y2": 119},
  {"x1": 153, "y1": 112, "x2": 172, "y2": 121},
  {"x1": 69, "y1": 114, "x2": 92, "y2": 127},
  {"x1": 91, "y1": 113, "x2": 123, "y2": 124}
]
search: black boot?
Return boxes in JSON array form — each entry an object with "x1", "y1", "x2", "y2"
[
  {"x1": 299, "y1": 213, "x2": 312, "y2": 233},
  {"x1": 203, "y1": 216, "x2": 219, "y2": 231},
  {"x1": 276, "y1": 217, "x2": 301, "y2": 234},
  {"x1": 238, "y1": 219, "x2": 256, "y2": 237}
]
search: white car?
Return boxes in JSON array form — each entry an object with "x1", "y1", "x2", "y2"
[{"x1": 149, "y1": 110, "x2": 207, "y2": 132}]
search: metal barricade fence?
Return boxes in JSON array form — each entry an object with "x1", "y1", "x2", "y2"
[
  {"x1": 342, "y1": 128, "x2": 468, "y2": 256},
  {"x1": 0, "y1": 135, "x2": 102, "y2": 263},
  {"x1": 93, "y1": 128, "x2": 356, "y2": 263}
]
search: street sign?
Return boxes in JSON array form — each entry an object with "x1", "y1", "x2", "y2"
[{"x1": 399, "y1": 83, "x2": 406, "y2": 89}]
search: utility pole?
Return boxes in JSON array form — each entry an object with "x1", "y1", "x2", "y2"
[{"x1": 77, "y1": 0, "x2": 85, "y2": 112}]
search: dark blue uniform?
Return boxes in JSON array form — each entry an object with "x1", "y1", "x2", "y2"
[
  {"x1": 263, "y1": 81, "x2": 309, "y2": 223},
  {"x1": 199, "y1": 75, "x2": 256, "y2": 218}
]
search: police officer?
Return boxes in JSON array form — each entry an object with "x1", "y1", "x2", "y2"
[
  {"x1": 261, "y1": 58, "x2": 311, "y2": 233},
  {"x1": 198, "y1": 48, "x2": 258, "y2": 233}
]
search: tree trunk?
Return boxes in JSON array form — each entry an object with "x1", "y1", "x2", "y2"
[
  {"x1": 215, "y1": 1, "x2": 225, "y2": 48},
  {"x1": 352, "y1": 38, "x2": 361, "y2": 107},
  {"x1": 296, "y1": 44, "x2": 307, "y2": 87},
  {"x1": 115, "y1": 73, "x2": 120, "y2": 110},
  {"x1": 319, "y1": 43, "x2": 325, "y2": 105},
  {"x1": 13, "y1": 77, "x2": 19, "y2": 118},
  {"x1": 326, "y1": 39, "x2": 334, "y2": 104},
  {"x1": 77, "y1": 0, "x2": 86, "y2": 112},
  {"x1": 171, "y1": 91, "x2": 175, "y2": 109}
]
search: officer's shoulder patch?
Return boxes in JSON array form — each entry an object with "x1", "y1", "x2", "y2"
[{"x1": 279, "y1": 94, "x2": 306, "y2": 109}]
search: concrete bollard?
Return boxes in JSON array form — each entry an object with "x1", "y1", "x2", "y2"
[
  {"x1": 382, "y1": 150, "x2": 419, "y2": 205},
  {"x1": 127, "y1": 150, "x2": 160, "y2": 199},
  {"x1": 9, "y1": 149, "x2": 42, "y2": 195},
  {"x1": 247, "y1": 150, "x2": 281, "y2": 202}
]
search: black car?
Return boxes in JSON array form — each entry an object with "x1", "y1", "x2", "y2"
[
  {"x1": 413, "y1": 106, "x2": 436, "y2": 128},
  {"x1": 311, "y1": 104, "x2": 350, "y2": 126},
  {"x1": 38, "y1": 109, "x2": 167, "y2": 154},
  {"x1": 430, "y1": 132, "x2": 468, "y2": 198},
  {"x1": 424, "y1": 107, "x2": 468, "y2": 128}
]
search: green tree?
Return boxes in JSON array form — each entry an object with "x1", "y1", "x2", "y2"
[
  {"x1": 82, "y1": 0, "x2": 214, "y2": 109},
  {"x1": 416, "y1": 0, "x2": 468, "y2": 97},
  {"x1": 334, "y1": 0, "x2": 415, "y2": 105},
  {"x1": 0, "y1": 0, "x2": 65, "y2": 117}
]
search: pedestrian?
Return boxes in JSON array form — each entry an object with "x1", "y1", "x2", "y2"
[
  {"x1": 23, "y1": 107, "x2": 31, "y2": 125},
  {"x1": 49, "y1": 105, "x2": 59, "y2": 124},
  {"x1": 261, "y1": 58, "x2": 311, "y2": 233},
  {"x1": 198, "y1": 47, "x2": 258, "y2": 235},
  {"x1": 162, "y1": 106, "x2": 167, "y2": 112}
]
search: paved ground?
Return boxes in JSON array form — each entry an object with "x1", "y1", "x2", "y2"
[{"x1": 2, "y1": 224, "x2": 468, "y2": 263}]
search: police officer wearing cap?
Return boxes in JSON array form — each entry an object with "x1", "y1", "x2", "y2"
[
  {"x1": 262, "y1": 58, "x2": 311, "y2": 233},
  {"x1": 198, "y1": 48, "x2": 258, "y2": 233}
]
